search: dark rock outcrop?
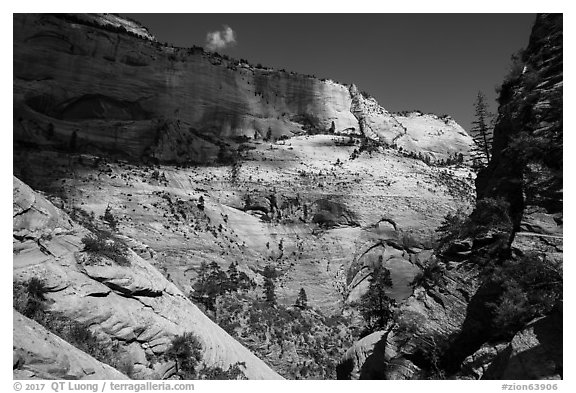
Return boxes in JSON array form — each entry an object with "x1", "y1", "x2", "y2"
[
  {"x1": 476, "y1": 13, "x2": 562, "y2": 235},
  {"x1": 482, "y1": 307, "x2": 562, "y2": 380}
]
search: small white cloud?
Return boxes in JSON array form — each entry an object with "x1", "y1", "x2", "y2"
[{"x1": 205, "y1": 25, "x2": 237, "y2": 51}]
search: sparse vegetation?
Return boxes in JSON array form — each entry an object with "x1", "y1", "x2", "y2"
[
  {"x1": 486, "y1": 252, "x2": 562, "y2": 337},
  {"x1": 214, "y1": 292, "x2": 354, "y2": 379},
  {"x1": 13, "y1": 278, "x2": 131, "y2": 376},
  {"x1": 81, "y1": 230, "x2": 131, "y2": 266},
  {"x1": 410, "y1": 258, "x2": 446, "y2": 290},
  {"x1": 191, "y1": 262, "x2": 255, "y2": 312},
  {"x1": 101, "y1": 205, "x2": 118, "y2": 230},
  {"x1": 435, "y1": 197, "x2": 512, "y2": 250}
]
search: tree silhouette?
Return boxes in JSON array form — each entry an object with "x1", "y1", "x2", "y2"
[
  {"x1": 470, "y1": 91, "x2": 494, "y2": 168},
  {"x1": 192, "y1": 262, "x2": 227, "y2": 311},
  {"x1": 358, "y1": 265, "x2": 395, "y2": 332}
]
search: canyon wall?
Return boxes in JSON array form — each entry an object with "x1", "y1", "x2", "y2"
[{"x1": 14, "y1": 13, "x2": 473, "y2": 164}]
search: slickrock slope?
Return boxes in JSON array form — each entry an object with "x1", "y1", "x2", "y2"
[
  {"x1": 337, "y1": 13, "x2": 562, "y2": 380},
  {"x1": 14, "y1": 136, "x2": 474, "y2": 316},
  {"x1": 13, "y1": 176, "x2": 282, "y2": 380},
  {"x1": 13, "y1": 310, "x2": 130, "y2": 380},
  {"x1": 393, "y1": 111, "x2": 474, "y2": 161},
  {"x1": 13, "y1": 13, "x2": 473, "y2": 165}
]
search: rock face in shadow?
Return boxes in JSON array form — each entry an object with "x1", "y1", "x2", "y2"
[
  {"x1": 13, "y1": 13, "x2": 473, "y2": 164},
  {"x1": 13, "y1": 309, "x2": 130, "y2": 380},
  {"x1": 12, "y1": 176, "x2": 282, "y2": 380},
  {"x1": 476, "y1": 13, "x2": 562, "y2": 236},
  {"x1": 482, "y1": 308, "x2": 562, "y2": 380}
]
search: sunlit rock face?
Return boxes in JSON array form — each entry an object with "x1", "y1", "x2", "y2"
[
  {"x1": 12, "y1": 176, "x2": 283, "y2": 380},
  {"x1": 13, "y1": 13, "x2": 473, "y2": 164}
]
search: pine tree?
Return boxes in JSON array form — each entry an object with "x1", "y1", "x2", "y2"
[
  {"x1": 470, "y1": 91, "x2": 494, "y2": 168},
  {"x1": 227, "y1": 262, "x2": 239, "y2": 291},
  {"x1": 265, "y1": 127, "x2": 272, "y2": 142},
  {"x1": 264, "y1": 277, "x2": 276, "y2": 305},
  {"x1": 358, "y1": 265, "x2": 395, "y2": 332},
  {"x1": 192, "y1": 262, "x2": 227, "y2": 311},
  {"x1": 102, "y1": 205, "x2": 118, "y2": 231},
  {"x1": 295, "y1": 288, "x2": 308, "y2": 309},
  {"x1": 262, "y1": 265, "x2": 277, "y2": 305}
]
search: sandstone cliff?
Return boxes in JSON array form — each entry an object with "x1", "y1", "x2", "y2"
[{"x1": 13, "y1": 13, "x2": 473, "y2": 164}]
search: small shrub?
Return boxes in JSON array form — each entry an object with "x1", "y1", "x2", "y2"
[
  {"x1": 436, "y1": 197, "x2": 512, "y2": 249},
  {"x1": 435, "y1": 209, "x2": 468, "y2": 246},
  {"x1": 198, "y1": 362, "x2": 247, "y2": 380},
  {"x1": 395, "y1": 310, "x2": 426, "y2": 335},
  {"x1": 101, "y1": 205, "x2": 118, "y2": 231},
  {"x1": 13, "y1": 278, "x2": 49, "y2": 319},
  {"x1": 399, "y1": 231, "x2": 420, "y2": 249},
  {"x1": 81, "y1": 231, "x2": 130, "y2": 266},
  {"x1": 410, "y1": 258, "x2": 446, "y2": 290},
  {"x1": 487, "y1": 252, "x2": 562, "y2": 337},
  {"x1": 165, "y1": 332, "x2": 203, "y2": 379},
  {"x1": 468, "y1": 197, "x2": 513, "y2": 234}
]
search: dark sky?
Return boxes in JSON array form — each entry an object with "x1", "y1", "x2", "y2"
[{"x1": 124, "y1": 13, "x2": 536, "y2": 131}]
